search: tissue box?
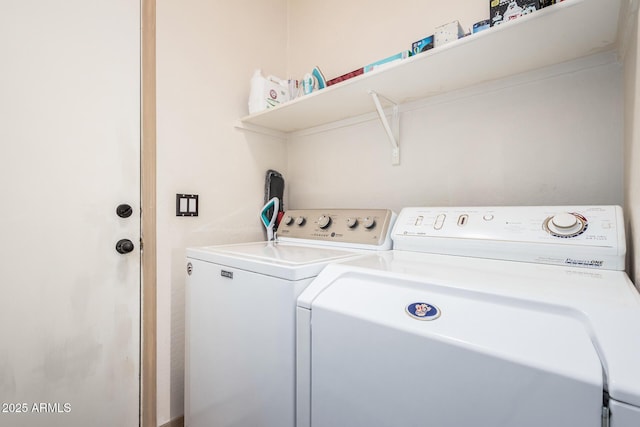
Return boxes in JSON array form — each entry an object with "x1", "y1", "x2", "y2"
[
  {"x1": 411, "y1": 35, "x2": 434, "y2": 55},
  {"x1": 434, "y1": 21, "x2": 465, "y2": 47},
  {"x1": 490, "y1": 0, "x2": 541, "y2": 27}
]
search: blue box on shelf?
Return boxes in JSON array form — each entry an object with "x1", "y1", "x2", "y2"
[
  {"x1": 473, "y1": 20, "x2": 491, "y2": 33},
  {"x1": 411, "y1": 35, "x2": 434, "y2": 55},
  {"x1": 364, "y1": 51, "x2": 410, "y2": 73}
]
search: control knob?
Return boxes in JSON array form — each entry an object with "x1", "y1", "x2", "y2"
[
  {"x1": 362, "y1": 217, "x2": 376, "y2": 229},
  {"x1": 295, "y1": 216, "x2": 306, "y2": 226},
  {"x1": 346, "y1": 217, "x2": 358, "y2": 228},
  {"x1": 283, "y1": 216, "x2": 293, "y2": 226},
  {"x1": 543, "y1": 212, "x2": 588, "y2": 238},
  {"x1": 318, "y1": 215, "x2": 332, "y2": 229}
]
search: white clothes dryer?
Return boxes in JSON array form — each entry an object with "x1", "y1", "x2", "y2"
[
  {"x1": 185, "y1": 209, "x2": 396, "y2": 427},
  {"x1": 297, "y1": 206, "x2": 640, "y2": 427}
]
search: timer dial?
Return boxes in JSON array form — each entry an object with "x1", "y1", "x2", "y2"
[
  {"x1": 317, "y1": 215, "x2": 332, "y2": 229},
  {"x1": 283, "y1": 216, "x2": 293, "y2": 226},
  {"x1": 295, "y1": 216, "x2": 306, "y2": 226},
  {"x1": 362, "y1": 217, "x2": 376, "y2": 229},
  {"x1": 552, "y1": 213, "x2": 578, "y2": 229},
  {"x1": 346, "y1": 217, "x2": 358, "y2": 228},
  {"x1": 543, "y1": 212, "x2": 588, "y2": 238}
]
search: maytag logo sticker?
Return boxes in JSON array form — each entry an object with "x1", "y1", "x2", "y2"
[{"x1": 406, "y1": 302, "x2": 441, "y2": 321}]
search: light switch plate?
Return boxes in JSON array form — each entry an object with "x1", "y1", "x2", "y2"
[{"x1": 176, "y1": 194, "x2": 198, "y2": 217}]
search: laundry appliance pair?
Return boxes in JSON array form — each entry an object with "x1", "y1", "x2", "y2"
[{"x1": 186, "y1": 206, "x2": 640, "y2": 427}]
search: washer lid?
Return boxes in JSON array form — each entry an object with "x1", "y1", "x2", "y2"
[{"x1": 186, "y1": 241, "x2": 363, "y2": 280}]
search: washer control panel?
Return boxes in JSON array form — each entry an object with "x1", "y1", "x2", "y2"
[
  {"x1": 278, "y1": 209, "x2": 395, "y2": 249},
  {"x1": 392, "y1": 206, "x2": 625, "y2": 270}
]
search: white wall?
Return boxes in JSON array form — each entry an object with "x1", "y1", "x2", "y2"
[
  {"x1": 286, "y1": 0, "x2": 623, "y2": 213},
  {"x1": 156, "y1": 0, "x2": 288, "y2": 423},
  {"x1": 286, "y1": 54, "x2": 624, "y2": 212},
  {"x1": 624, "y1": 6, "x2": 640, "y2": 289},
  {"x1": 288, "y1": 0, "x2": 487, "y2": 82}
]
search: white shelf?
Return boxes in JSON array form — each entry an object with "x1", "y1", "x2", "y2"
[{"x1": 239, "y1": 0, "x2": 624, "y2": 134}]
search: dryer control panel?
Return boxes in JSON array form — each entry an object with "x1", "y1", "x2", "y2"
[
  {"x1": 392, "y1": 206, "x2": 625, "y2": 270},
  {"x1": 278, "y1": 209, "x2": 396, "y2": 250}
]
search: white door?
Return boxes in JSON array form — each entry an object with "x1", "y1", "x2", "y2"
[{"x1": 0, "y1": 1, "x2": 141, "y2": 426}]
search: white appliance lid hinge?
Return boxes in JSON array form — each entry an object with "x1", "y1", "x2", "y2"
[{"x1": 601, "y1": 391, "x2": 610, "y2": 427}]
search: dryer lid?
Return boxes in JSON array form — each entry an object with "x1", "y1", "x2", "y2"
[
  {"x1": 298, "y1": 251, "x2": 640, "y2": 407},
  {"x1": 304, "y1": 274, "x2": 604, "y2": 426}
]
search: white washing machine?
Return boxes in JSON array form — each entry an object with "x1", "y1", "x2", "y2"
[
  {"x1": 297, "y1": 206, "x2": 640, "y2": 427},
  {"x1": 185, "y1": 208, "x2": 396, "y2": 427}
]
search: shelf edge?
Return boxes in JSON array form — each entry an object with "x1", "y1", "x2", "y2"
[{"x1": 234, "y1": 120, "x2": 287, "y2": 139}]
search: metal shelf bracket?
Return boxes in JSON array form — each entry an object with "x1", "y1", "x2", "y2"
[{"x1": 369, "y1": 90, "x2": 400, "y2": 165}]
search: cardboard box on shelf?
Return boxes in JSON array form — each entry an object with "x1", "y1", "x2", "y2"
[
  {"x1": 326, "y1": 68, "x2": 364, "y2": 86},
  {"x1": 490, "y1": 0, "x2": 540, "y2": 27},
  {"x1": 411, "y1": 35, "x2": 435, "y2": 55},
  {"x1": 472, "y1": 20, "x2": 491, "y2": 33},
  {"x1": 434, "y1": 21, "x2": 465, "y2": 47},
  {"x1": 363, "y1": 51, "x2": 410, "y2": 73},
  {"x1": 541, "y1": 0, "x2": 564, "y2": 7}
]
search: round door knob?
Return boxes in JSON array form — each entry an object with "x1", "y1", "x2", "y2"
[
  {"x1": 116, "y1": 204, "x2": 133, "y2": 218},
  {"x1": 116, "y1": 239, "x2": 135, "y2": 254}
]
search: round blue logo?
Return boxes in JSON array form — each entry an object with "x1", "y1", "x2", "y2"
[{"x1": 406, "y1": 302, "x2": 440, "y2": 321}]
